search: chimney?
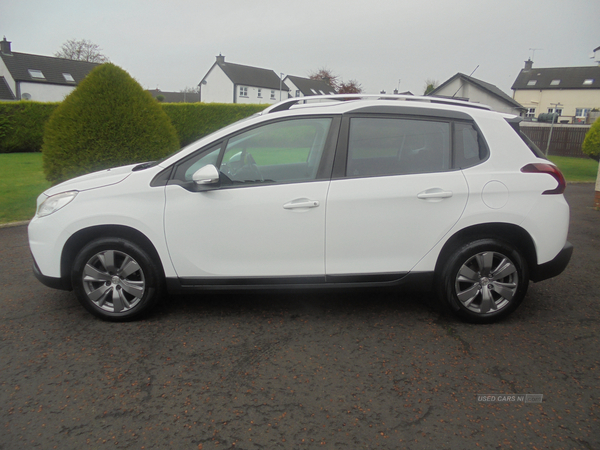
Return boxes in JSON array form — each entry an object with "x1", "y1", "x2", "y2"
[
  {"x1": 216, "y1": 54, "x2": 225, "y2": 64},
  {"x1": 524, "y1": 58, "x2": 533, "y2": 71},
  {"x1": 1, "y1": 37, "x2": 12, "y2": 55}
]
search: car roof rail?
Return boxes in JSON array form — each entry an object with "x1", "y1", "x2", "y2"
[{"x1": 261, "y1": 94, "x2": 492, "y2": 114}]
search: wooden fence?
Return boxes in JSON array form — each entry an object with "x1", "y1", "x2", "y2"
[{"x1": 520, "y1": 125, "x2": 590, "y2": 158}]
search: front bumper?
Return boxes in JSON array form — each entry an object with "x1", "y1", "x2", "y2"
[
  {"x1": 32, "y1": 257, "x2": 71, "y2": 291},
  {"x1": 530, "y1": 241, "x2": 573, "y2": 283}
]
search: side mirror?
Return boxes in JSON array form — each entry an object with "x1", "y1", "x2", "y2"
[{"x1": 192, "y1": 164, "x2": 220, "y2": 186}]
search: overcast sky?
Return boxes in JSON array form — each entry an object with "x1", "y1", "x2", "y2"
[{"x1": 2, "y1": 0, "x2": 599, "y2": 97}]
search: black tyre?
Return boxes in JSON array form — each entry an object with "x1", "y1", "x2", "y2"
[
  {"x1": 440, "y1": 239, "x2": 529, "y2": 323},
  {"x1": 71, "y1": 237, "x2": 163, "y2": 321}
]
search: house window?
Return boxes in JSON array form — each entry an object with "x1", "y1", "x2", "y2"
[
  {"x1": 527, "y1": 80, "x2": 537, "y2": 86},
  {"x1": 548, "y1": 107, "x2": 563, "y2": 116},
  {"x1": 257, "y1": 89, "x2": 262, "y2": 98},
  {"x1": 239, "y1": 86, "x2": 248, "y2": 97},
  {"x1": 526, "y1": 108, "x2": 536, "y2": 118},
  {"x1": 270, "y1": 90, "x2": 275, "y2": 99},
  {"x1": 550, "y1": 79, "x2": 561, "y2": 86},
  {"x1": 583, "y1": 79, "x2": 594, "y2": 85},
  {"x1": 295, "y1": 90, "x2": 300, "y2": 97},
  {"x1": 28, "y1": 69, "x2": 45, "y2": 79},
  {"x1": 575, "y1": 108, "x2": 590, "y2": 117},
  {"x1": 63, "y1": 73, "x2": 75, "y2": 82}
]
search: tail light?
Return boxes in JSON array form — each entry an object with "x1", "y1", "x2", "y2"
[{"x1": 521, "y1": 163, "x2": 566, "y2": 195}]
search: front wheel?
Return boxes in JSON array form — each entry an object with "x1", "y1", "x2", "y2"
[
  {"x1": 71, "y1": 238, "x2": 163, "y2": 321},
  {"x1": 440, "y1": 239, "x2": 529, "y2": 323}
]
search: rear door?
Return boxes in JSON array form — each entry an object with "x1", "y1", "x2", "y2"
[{"x1": 325, "y1": 115, "x2": 470, "y2": 277}]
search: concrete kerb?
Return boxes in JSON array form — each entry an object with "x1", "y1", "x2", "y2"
[{"x1": 0, "y1": 220, "x2": 30, "y2": 229}]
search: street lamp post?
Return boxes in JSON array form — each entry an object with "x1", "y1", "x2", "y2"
[{"x1": 545, "y1": 102, "x2": 562, "y2": 156}]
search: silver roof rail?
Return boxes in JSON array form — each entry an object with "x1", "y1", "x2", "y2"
[{"x1": 261, "y1": 94, "x2": 492, "y2": 114}]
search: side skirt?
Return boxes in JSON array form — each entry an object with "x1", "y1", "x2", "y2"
[{"x1": 165, "y1": 272, "x2": 434, "y2": 294}]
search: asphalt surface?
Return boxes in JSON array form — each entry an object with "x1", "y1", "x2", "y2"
[{"x1": 1, "y1": 184, "x2": 598, "y2": 449}]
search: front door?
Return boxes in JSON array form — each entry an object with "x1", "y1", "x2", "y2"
[{"x1": 164, "y1": 117, "x2": 336, "y2": 281}]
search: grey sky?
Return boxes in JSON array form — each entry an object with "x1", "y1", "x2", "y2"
[{"x1": 1, "y1": 0, "x2": 599, "y2": 97}]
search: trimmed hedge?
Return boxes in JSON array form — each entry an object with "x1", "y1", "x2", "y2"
[
  {"x1": 0, "y1": 101, "x2": 58, "y2": 153},
  {"x1": 161, "y1": 103, "x2": 268, "y2": 147},
  {"x1": 582, "y1": 117, "x2": 600, "y2": 162},
  {"x1": 42, "y1": 63, "x2": 180, "y2": 184},
  {"x1": 0, "y1": 101, "x2": 268, "y2": 154}
]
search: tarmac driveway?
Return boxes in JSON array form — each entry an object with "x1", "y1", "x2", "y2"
[{"x1": 0, "y1": 184, "x2": 598, "y2": 449}]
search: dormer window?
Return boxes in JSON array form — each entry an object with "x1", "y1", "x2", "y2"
[
  {"x1": 527, "y1": 80, "x2": 537, "y2": 86},
  {"x1": 550, "y1": 79, "x2": 561, "y2": 86},
  {"x1": 63, "y1": 73, "x2": 75, "y2": 82},
  {"x1": 28, "y1": 69, "x2": 45, "y2": 79},
  {"x1": 583, "y1": 79, "x2": 594, "y2": 85}
]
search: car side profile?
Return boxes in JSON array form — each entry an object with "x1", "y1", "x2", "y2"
[{"x1": 28, "y1": 94, "x2": 573, "y2": 323}]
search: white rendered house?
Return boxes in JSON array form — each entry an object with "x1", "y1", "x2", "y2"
[{"x1": 199, "y1": 55, "x2": 288, "y2": 104}]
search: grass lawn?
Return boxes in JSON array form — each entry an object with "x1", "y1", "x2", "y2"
[
  {"x1": 0, "y1": 153, "x2": 51, "y2": 224},
  {"x1": 0, "y1": 153, "x2": 597, "y2": 225},
  {"x1": 548, "y1": 156, "x2": 599, "y2": 183}
]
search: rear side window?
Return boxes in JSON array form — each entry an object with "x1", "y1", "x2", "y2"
[
  {"x1": 506, "y1": 118, "x2": 546, "y2": 159},
  {"x1": 453, "y1": 122, "x2": 488, "y2": 168},
  {"x1": 346, "y1": 117, "x2": 451, "y2": 177}
]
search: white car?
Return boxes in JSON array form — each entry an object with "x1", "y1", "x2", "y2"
[{"x1": 28, "y1": 95, "x2": 572, "y2": 323}]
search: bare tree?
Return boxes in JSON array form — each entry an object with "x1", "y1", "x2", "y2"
[
  {"x1": 338, "y1": 80, "x2": 363, "y2": 94},
  {"x1": 55, "y1": 39, "x2": 109, "y2": 63},
  {"x1": 308, "y1": 67, "x2": 340, "y2": 91}
]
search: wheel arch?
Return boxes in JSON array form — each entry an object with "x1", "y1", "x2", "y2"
[
  {"x1": 60, "y1": 225, "x2": 165, "y2": 290},
  {"x1": 434, "y1": 223, "x2": 537, "y2": 279}
]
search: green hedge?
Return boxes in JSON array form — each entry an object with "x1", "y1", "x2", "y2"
[
  {"x1": 0, "y1": 101, "x2": 268, "y2": 154},
  {"x1": 0, "y1": 102, "x2": 59, "y2": 153},
  {"x1": 161, "y1": 103, "x2": 268, "y2": 147},
  {"x1": 42, "y1": 63, "x2": 181, "y2": 184}
]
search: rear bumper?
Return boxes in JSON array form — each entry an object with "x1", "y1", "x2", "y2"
[{"x1": 530, "y1": 241, "x2": 573, "y2": 283}]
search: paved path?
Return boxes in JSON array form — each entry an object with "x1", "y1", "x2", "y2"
[{"x1": 1, "y1": 184, "x2": 598, "y2": 449}]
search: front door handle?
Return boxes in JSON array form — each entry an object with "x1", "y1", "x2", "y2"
[{"x1": 283, "y1": 199, "x2": 320, "y2": 209}]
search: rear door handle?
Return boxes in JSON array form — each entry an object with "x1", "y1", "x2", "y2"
[
  {"x1": 283, "y1": 199, "x2": 320, "y2": 209},
  {"x1": 417, "y1": 189, "x2": 453, "y2": 200}
]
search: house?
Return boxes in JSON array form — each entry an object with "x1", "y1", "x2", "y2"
[
  {"x1": 511, "y1": 57, "x2": 600, "y2": 123},
  {"x1": 283, "y1": 75, "x2": 336, "y2": 98},
  {"x1": 147, "y1": 89, "x2": 200, "y2": 103},
  {"x1": 0, "y1": 37, "x2": 99, "y2": 101},
  {"x1": 428, "y1": 72, "x2": 525, "y2": 115},
  {"x1": 199, "y1": 55, "x2": 288, "y2": 104}
]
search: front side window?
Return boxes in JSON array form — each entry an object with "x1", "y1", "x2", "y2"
[
  {"x1": 220, "y1": 118, "x2": 333, "y2": 184},
  {"x1": 346, "y1": 117, "x2": 451, "y2": 177}
]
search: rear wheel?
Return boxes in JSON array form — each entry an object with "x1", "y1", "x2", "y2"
[
  {"x1": 71, "y1": 238, "x2": 163, "y2": 321},
  {"x1": 440, "y1": 239, "x2": 529, "y2": 323}
]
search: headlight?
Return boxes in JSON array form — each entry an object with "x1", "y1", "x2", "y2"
[{"x1": 37, "y1": 191, "x2": 78, "y2": 217}]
